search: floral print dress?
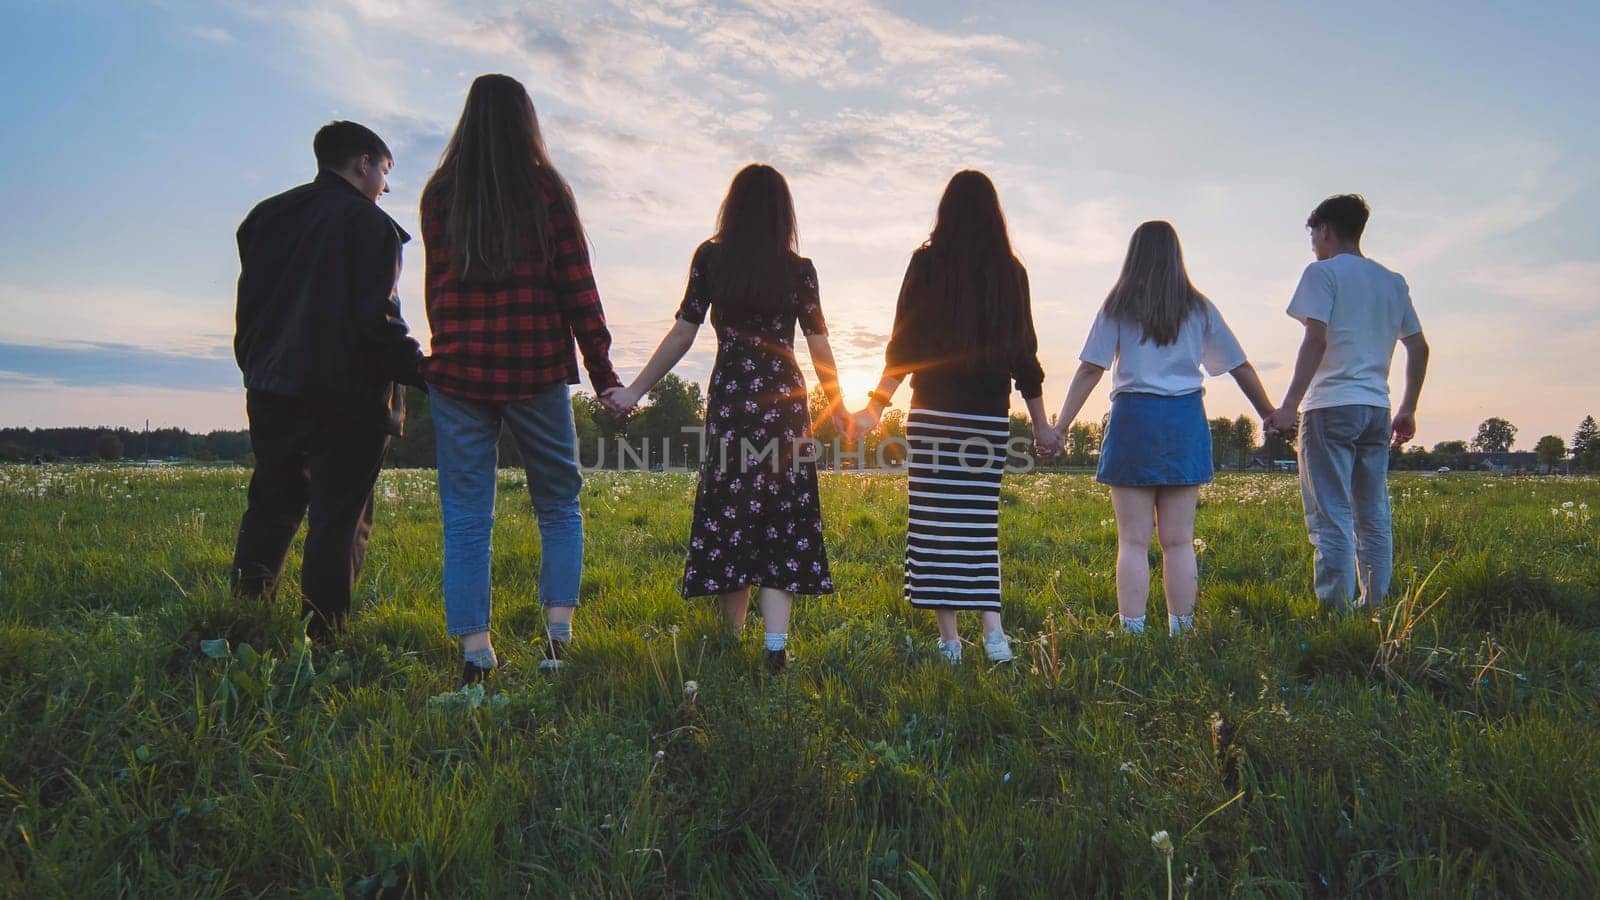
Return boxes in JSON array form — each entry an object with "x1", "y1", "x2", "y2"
[{"x1": 675, "y1": 241, "x2": 834, "y2": 597}]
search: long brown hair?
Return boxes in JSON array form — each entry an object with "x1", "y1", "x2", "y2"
[
  {"x1": 1102, "y1": 221, "x2": 1205, "y2": 346},
  {"x1": 422, "y1": 73, "x2": 582, "y2": 284},
  {"x1": 915, "y1": 170, "x2": 1030, "y2": 371},
  {"x1": 708, "y1": 164, "x2": 799, "y2": 313}
]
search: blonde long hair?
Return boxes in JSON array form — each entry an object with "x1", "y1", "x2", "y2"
[{"x1": 1101, "y1": 220, "x2": 1205, "y2": 346}]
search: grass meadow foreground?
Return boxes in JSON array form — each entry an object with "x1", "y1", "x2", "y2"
[{"x1": 1, "y1": 467, "x2": 1598, "y2": 897}]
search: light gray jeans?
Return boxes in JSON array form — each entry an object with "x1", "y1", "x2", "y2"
[{"x1": 1298, "y1": 404, "x2": 1393, "y2": 611}]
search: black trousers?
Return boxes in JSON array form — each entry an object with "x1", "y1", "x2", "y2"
[{"x1": 230, "y1": 390, "x2": 392, "y2": 636}]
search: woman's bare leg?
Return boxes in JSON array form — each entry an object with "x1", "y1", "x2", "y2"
[
  {"x1": 719, "y1": 586, "x2": 752, "y2": 631},
  {"x1": 755, "y1": 587, "x2": 793, "y2": 637},
  {"x1": 1110, "y1": 486, "x2": 1158, "y2": 623},
  {"x1": 1155, "y1": 486, "x2": 1200, "y2": 618}
]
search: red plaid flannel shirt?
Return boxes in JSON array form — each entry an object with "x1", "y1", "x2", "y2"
[{"x1": 420, "y1": 174, "x2": 621, "y2": 401}]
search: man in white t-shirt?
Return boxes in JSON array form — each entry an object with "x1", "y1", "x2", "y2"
[{"x1": 1264, "y1": 195, "x2": 1430, "y2": 611}]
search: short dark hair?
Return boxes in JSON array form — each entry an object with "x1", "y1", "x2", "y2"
[
  {"x1": 312, "y1": 120, "x2": 392, "y2": 171},
  {"x1": 1307, "y1": 194, "x2": 1370, "y2": 242}
]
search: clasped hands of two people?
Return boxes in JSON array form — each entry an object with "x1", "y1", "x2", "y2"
[
  {"x1": 595, "y1": 386, "x2": 865, "y2": 442},
  {"x1": 594, "y1": 390, "x2": 1415, "y2": 458},
  {"x1": 1261, "y1": 406, "x2": 1417, "y2": 451},
  {"x1": 598, "y1": 386, "x2": 1066, "y2": 456}
]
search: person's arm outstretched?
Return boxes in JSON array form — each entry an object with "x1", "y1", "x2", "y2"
[
  {"x1": 611, "y1": 319, "x2": 700, "y2": 413},
  {"x1": 1051, "y1": 362, "x2": 1106, "y2": 440},
  {"x1": 854, "y1": 255, "x2": 920, "y2": 437},
  {"x1": 549, "y1": 195, "x2": 623, "y2": 399},
  {"x1": 1264, "y1": 319, "x2": 1328, "y2": 436},
  {"x1": 1229, "y1": 362, "x2": 1276, "y2": 419},
  {"x1": 806, "y1": 332, "x2": 851, "y2": 435},
  {"x1": 1054, "y1": 307, "x2": 1119, "y2": 447},
  {"x1": 610, "y1": 243, "x2": 719, "y2": 415},
  {"x1": 1012, "y1": 267, "x2": 1059, "y2": 458},
  {"x1": 1391, "y1": 331, "x2": 1429, "y2": 447},
  {"x1": 1025, "y1": 394, "x2": 1061, "y2": 458},
  {"x1": 795, "y1": 259, "x2": 850, "y2": 434}
]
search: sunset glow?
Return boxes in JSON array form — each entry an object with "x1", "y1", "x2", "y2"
[{"x1": 1, "y1": 3, "x2": 1596, "y2": 449}]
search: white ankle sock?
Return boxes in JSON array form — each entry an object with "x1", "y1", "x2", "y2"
[
  {"x1": 764, "y1": 632, "x2": 788, "y2": 652},
  {"x1": 1121, "y1": 615, "x2": 1146, "y2": 634},
  {"x1": 1169, "y1": 614, "x2": 1194, "y2": 635}
]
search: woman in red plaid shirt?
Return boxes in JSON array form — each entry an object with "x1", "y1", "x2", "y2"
[{"x1": 420, "y1": 74, "x2": 626, "y2": 684}]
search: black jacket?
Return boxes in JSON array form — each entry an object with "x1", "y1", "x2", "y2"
[{"x1": 234, "y1": 171, "x2": 424, "y2": 436}]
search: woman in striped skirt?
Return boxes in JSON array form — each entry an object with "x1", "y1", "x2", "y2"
[{"x1": 853, "y1": 170, "x2": 1062, "y2": 664}]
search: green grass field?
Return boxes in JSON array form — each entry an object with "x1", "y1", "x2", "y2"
[{"x1": 1, "y1": 466, "x2": 1597, "y2": 897}]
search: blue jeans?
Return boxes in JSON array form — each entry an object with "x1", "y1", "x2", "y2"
[
  {"x1": 431, "y1": 384, "x2": 584, "y2": 637},
  {"x1": 1298, "y1": 404, "x2": 1393, "y2": 611}
]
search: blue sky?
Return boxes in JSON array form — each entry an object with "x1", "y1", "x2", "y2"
[{"x1": 1, "y1": 0, "x2": 1596, "y2": 448}]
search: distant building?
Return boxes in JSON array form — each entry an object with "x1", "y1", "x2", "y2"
[
  {"x1": 1246, "y1": 455, "x2": 1298, "y2": 474},
  {"x1": 1465, "y1": 451, "x2": 1542, "y2": 474}
]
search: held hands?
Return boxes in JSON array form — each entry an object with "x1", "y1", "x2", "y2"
[
  {"x1": 1032, "y1": 422, "x2": 1065, "y2": 460},
  {"x1": 1263, "y1": 407, "x2": 1299, "y2": 441},
  {"x1": 831, "y1": 404, "x2": 855, "y2": 441},
  {"x1": 601, "y1": 386, "x2": 638, "y2": 418},
  {"x1": 851, "y1": 407, "x2": 883, "y2": 444}
]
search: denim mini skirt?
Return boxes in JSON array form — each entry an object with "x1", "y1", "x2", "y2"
[{"x1": 1096, "y1": 391, "x2": 1214, "y2": 487}]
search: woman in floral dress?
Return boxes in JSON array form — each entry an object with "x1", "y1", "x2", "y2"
[{"x1": 610, "y1": 164, "x2": 850, "y2": 672}]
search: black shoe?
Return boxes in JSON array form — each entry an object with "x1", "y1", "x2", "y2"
[
  {"x1": 765, "y1": 648, "x2": 789, "y2": 675},
  {"x1": 301, "y1": 604, "x2": 347, "y2": 644},
  {"x1": 539, "y1": 640, "x2": 568, "y2": 672},
  {"x1": 461, "y1": 660, "x2": 495, "y2": 687}
]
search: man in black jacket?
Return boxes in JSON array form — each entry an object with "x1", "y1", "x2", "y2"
[{"x1": 231, "y1": 120, "x2": 424, "y2": 640}]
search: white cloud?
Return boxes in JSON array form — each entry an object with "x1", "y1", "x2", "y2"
[
  {"x1": 0, "y1": 281, "x2": 232, "y2": 356},
  {"x1": 1386, "y1": 141, "x2": 1591, "y2": 270},
  {"x1": 23, "y1": 0, "x2": 1582, "y2": 445},
  {"x1": 223, "y1": 0, "x2": 1039, "y2": 398},
  {"x1": 1461, "y1": 260, "x2": 1600, "y2": 314},
  {"x1": 186, "y1": 25, "x2": 237, "y2": 45}
]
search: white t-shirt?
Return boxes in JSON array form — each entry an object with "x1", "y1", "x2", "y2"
[
  {"x1": 1285, "y1": 254, "x2": 1421, "y2": 412},
  {"x1": 1078, "y1": 298, "x2": 1248, "y2": 398}
]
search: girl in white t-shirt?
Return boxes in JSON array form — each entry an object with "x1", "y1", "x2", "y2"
[{"x1": 1049, "y1": 221, "x2": 1276, "y2": 635}]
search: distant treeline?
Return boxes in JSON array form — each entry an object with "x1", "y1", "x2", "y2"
[
  {"x1": 0, "y1": 375, "x2": 714, "y2": 470},
  {"x1": 0, "y1": 426, "x2": 252, "y2": 463},
  {"x1": 5, "y1": 388, "x2": 1596, "y2": 474}
]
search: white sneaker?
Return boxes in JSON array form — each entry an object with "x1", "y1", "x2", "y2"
[
  {"x1": 938, "y1": 639, "x2": 963, "y2": 664},
  {"x1": 538, "y1": 639, "x2": 567, "y2": 672},
  {"x1": 983, "y1": 629, "x2": 1014, "y2": 664}
]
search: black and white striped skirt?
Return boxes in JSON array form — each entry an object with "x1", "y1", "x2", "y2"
[{"x1": 904, "y1": 408, "x2": 1009, "y2": 612}]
